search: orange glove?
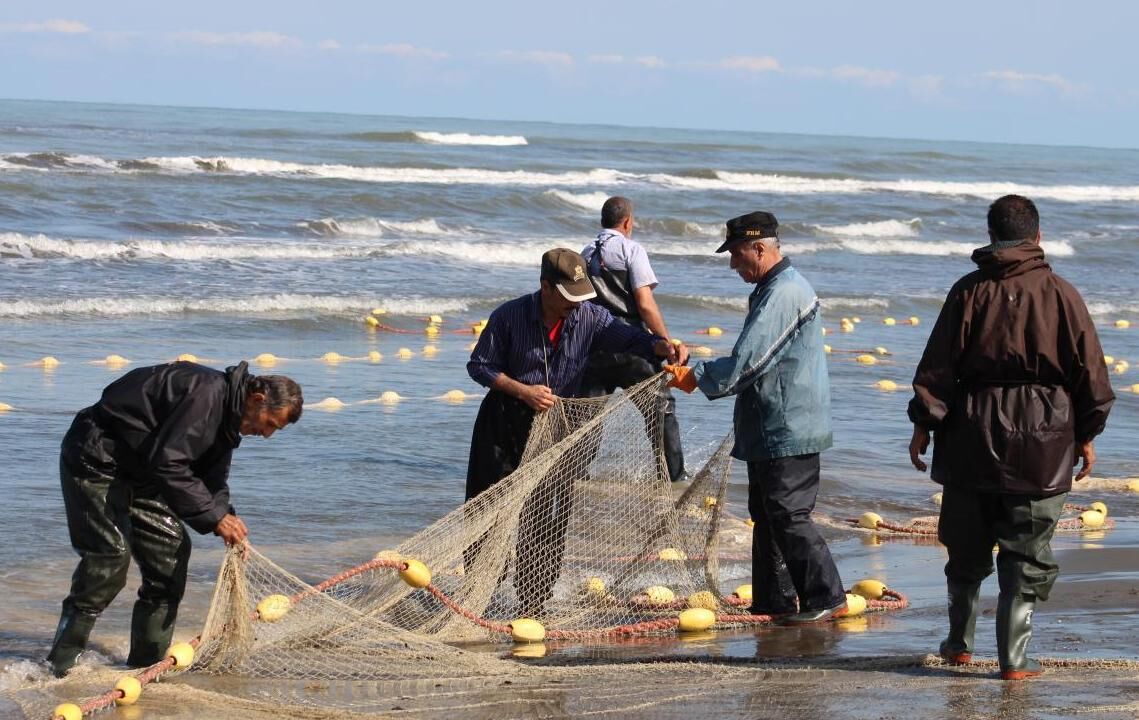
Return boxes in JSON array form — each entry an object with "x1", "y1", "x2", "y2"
[{"x1": 664, "y1": 364, "x2": 697, "y2": 393}]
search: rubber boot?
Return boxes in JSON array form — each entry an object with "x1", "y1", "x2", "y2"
[
  {"x1": 997, "y1": 593, "x2": 1043, "y2": 680},
  {"x1": 126, "y1": 600, "x2": 178, "y2": 668},
  {"x1": 46, "y1": 602, "x2": 98, "y2": 678},
  {"x1": 939, "y1": 581, "x2": 980, "y2": 664}
]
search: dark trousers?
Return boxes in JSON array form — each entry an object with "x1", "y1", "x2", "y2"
[
  {"x1": 465, "y1": 391, "x2": 574, "y2": 613},
  {"x1": 57, "y1": 411, "x2": 191, "y2": 658},
  {"x1": 747, "y1": 454, "x2": 845, "y2": 613},
  {"x1": 580, "y1": 351, "x2": 685, "y2": 482},
  {"x1": 938, "y1": 486, "x2": 1066, "y2": 601}
]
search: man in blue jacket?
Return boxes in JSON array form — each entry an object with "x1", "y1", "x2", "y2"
[
  {"x1": 47, "y1": 361, "x2": 303, "y2": 677},
  {"x1": 667, "y1": 211, "x2": 846, "y2": 624}
]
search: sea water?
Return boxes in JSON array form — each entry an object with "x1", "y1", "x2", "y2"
[{"x1": 1, "y1": 99, "x2": 1137, "y2": 694}]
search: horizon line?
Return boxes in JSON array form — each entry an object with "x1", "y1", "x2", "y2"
[{"x1": 3, "y1": 95, "x2": 1136, "y2": 154}]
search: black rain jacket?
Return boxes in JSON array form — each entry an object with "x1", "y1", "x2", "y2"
[{"x1": 76, "y1": 361, "x2": 249, "y2": 533}]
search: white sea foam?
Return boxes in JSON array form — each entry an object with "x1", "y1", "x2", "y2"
[
  {"x1": 137, "y1": 156, "x2": 626, "y2": 187},
  {"x1": 303, "y1": 217, "x2": 446, "y2": 237},
  {"x1": 816, "y1": 218, "x2": 922, "y2": 238},
  {"x1": 821, "y1": 296, "x2": 892, "y2": 309},
  {"x1": 1085, "y1": 301, "x2": 1139, "y2": 317},
  {"x1": 413, "y1": 131, "x2": 528, "y2": 146},
  {"x1": 0, "y1": 294, "x2": 473, "y2": 318},
  {"x1": 677, "y1": 294, "x2": 890, "y2": 313},
  {"x1": 0, "y1": 232, "x2": 372, "y2": 261},
  {"x1": 652, "y1": 171, "x2": 1139, "y2": 203},
  {"x1": 835, "y1": 238, "x2": 1074, "y2": 257},
  {"x1": 544, "y1": 190, "x2": 611, "y2": 211},
  {"x1": 9, "y1": 152, "x2": 1139, "y2": 202},
  {"x1": 0, "y1": 660, "x2": 50, "y2": 692}
]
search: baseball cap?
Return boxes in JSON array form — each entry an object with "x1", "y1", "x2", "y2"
[
  {"x1": 716, "y1": 211, "x2": 779, "y2": 253},
  {"x1": 541, "y1": 248, "x2": 597, "y2": 302}
]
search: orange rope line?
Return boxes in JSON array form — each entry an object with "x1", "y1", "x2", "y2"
[{"x1": 58, "y1": 550, "x2": 911, "y2": 718}]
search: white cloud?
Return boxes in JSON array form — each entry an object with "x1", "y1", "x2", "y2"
[
  {"x1": 359, "y1": 43, "x2": 448, "y2": 60},
  {"x1": 318, "y1": 39, "x2": 341, "y2": 51},
  {"x1": 172, "y1": 31, "x2": 301, "y2": 49},
  {"x1": 588, "y1": 54, "x2": 625, "y2": 64},
  {"x1": 831, "y1": 64, "x2": 900, "y2": 88},
  {"x1": 0, "y1": 19, "x2": 90, "y2": 34},
  {"x1": 982, "y1": 70, "x2": 1075, "y2": 94},
  {"x1": 720, "y1": 55, "x2": 781, "y2": 73},
  {"x1": 496, "y1": 50, "x2": 574, "y2": 67},
  {"x1": 634, "y1": 55, "x2": 665, "y2": 69}
]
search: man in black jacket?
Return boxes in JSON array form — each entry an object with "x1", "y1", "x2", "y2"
[
  {"x1": 908, "y1": 195, "x2": 1114, "y2": 680},
  {"x1": 47, "y1": 361, "x2": 303, "y2": 677}
]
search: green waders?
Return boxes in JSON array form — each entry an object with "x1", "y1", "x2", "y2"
[
  {"x1": 48, "y1": 411, "x2": 191, "y2": 677},
  {"x1": 937, "y1": 486, "x2": 1065, "y2": 679}
]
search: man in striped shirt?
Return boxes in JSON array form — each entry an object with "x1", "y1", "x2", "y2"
[{"x1": 466, "y1": 248, "x2": 684, "y2": 615}]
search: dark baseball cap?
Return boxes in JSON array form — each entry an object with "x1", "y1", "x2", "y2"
[
  {"x1": 715, "y1": 211, "x2": 779, "y2": 253},
  {"x1": 541, "y1": 248, "x2": 597, "y2": 302}
]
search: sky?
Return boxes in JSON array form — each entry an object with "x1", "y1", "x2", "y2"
[{"x1": 1, "y1": 1, "x2": 1137, "y2": 148}]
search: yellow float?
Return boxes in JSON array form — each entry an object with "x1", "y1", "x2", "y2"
[
  {"x1": 678, "y1": 608, "x2": 716, "y2": 632},
  {"x1": 256, "y1": 594, "x2": 293, "y2": 622},
  {"x1": 850, "y1": 579, "x2": 887, "y2": 600},
  {"x1": 844, "y1": 593, "x2": 868, "y2": 617},
  {"x1": 1079, "y1": 509, "x2": 1106, "y2": 529},
  {"x1": 399, "y1": 559, "x2": 432, "y2": 588},
  {"x1": 167, "y1": 642, "x2": 195, "y2": 669},
  {"x1": 643, "y1": 585, "x2": 676, "y2": 605},
  {"x1": 53, "y1": 704, "x2": 83, "y2": 720},
  {"x1": 510, "y1": 618, "x2": 546, "y2": 643},
  {"x1": 114, "y1": 676, "x2": 143, "y2": 705}
]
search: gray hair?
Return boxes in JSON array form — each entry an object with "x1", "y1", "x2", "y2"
[{"x1": 249, "y1": 375, "x2": 304, "y2": 422}]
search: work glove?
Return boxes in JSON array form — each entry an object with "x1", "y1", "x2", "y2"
[{"x1": 664, "y1": 365, "x2": 697, "y2": 394}]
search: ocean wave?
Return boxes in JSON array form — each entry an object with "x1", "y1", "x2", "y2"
[
  {"x1": 413, "y1": 131, "x2": 527, "y2": 146},
  {"x1": 672, "y1": 294, "x2": 891, "y2": 313},
  {"x1": 652, "y1": 171, "x2": 1139, "y2": 203},
  {"x1": 543, "y1": 190, "x2": 611, "y2": 211},
  {"x1": 1, "y1": 151, "x2": 119, "y2": 171},
  {"x1": 0, "y1": 232, "x2": 377, "y2": 261},
  {"x1": 836, "y1": 238, "x2": 1074, "y2": 257},
  {"x1": 638, "y1": 217, "x2": 724, "y2": 238},
  {"x1": 0, "y1": 293, "x2": 473, "y2": 318},
  {"x1": 301, "y1": 217, "x2": 446, "y2": 237},
  {"x1": 1085, "y1": 301, "x2": 1139, "y2": 317},
  {"x1": 813, "y1": 218, "x2": 922, "y2": 238},
  {"x1": 136, "y1": 156, "x2": 624, "y2": 186},
  {"x1": 120, "y1": 220, "x2": 239, "y2": 236},
  {"x1": 5, "y1": 151, "x2": 1138, "y2": 202}
]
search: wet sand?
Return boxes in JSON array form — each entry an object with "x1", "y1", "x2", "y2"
[{"x1": 4, "y1": 509, "x2": 1137, "y2": 719}]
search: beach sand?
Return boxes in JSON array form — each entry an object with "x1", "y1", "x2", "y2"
[{"x1": 4, "y1": 505, "x2": 1137, "y2": 719}]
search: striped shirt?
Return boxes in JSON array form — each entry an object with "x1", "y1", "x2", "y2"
[{"x1": 468, "y1": 291, "x2": 661, "y2": 397}]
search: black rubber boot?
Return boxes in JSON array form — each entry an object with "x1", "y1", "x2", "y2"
[
  {"x1": 939, "y1": 581, "x2": 981, "y2": 664},
  {"x1": 46, "y1": 602, "x2": 98, "y2": 678},
  {"x1": 126, "y1": 600, "x2": 178, "y2": 668},
  {"x1": 997, "y1": 593, "x2": 1043, "y2": 680}
]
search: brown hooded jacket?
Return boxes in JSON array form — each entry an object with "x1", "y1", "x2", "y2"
[{"x1": 908, "y1": 242, "x2": 1114, "y2": 496}]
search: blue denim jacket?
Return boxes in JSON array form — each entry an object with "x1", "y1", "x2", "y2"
[{"x1": 693, "y1": 260, "x2": 833, "y2": 461}]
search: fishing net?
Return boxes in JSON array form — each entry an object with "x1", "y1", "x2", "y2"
[{"x1": 14, "y1": 374, "x2": 912, "y2": 720}]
